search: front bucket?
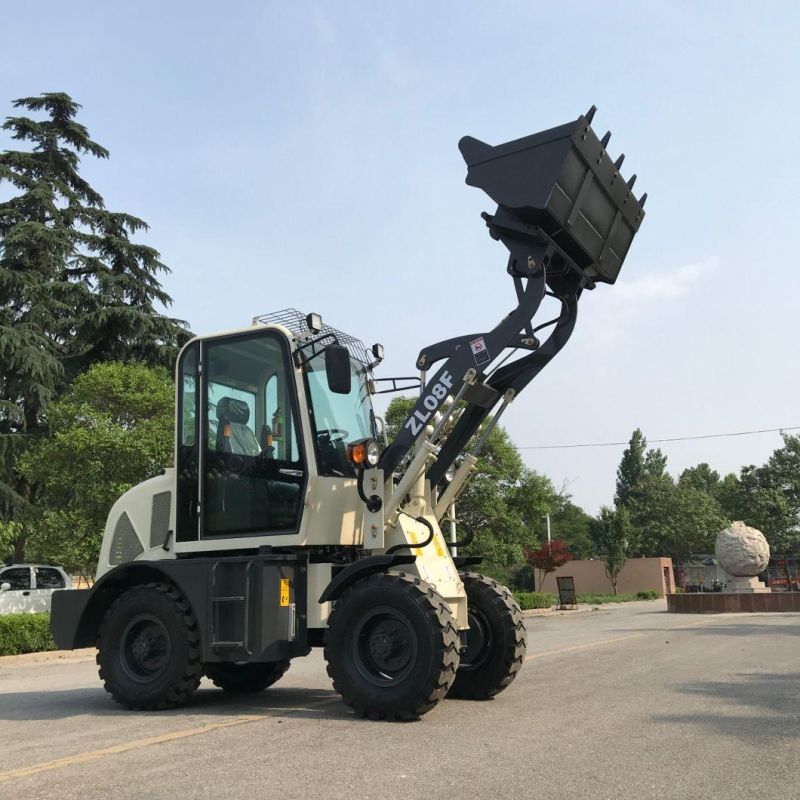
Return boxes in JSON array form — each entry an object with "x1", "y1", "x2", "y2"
[{"x1": 459, "y1": 106, "x2": 645, "y2": 284}]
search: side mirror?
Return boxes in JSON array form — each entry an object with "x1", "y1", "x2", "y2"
[
  {"x1": 325, "y1": 345, "x2": 352, "y2": 395},
  {"x1": 0, "y1": 582, "x2": 10, "y2": 591}
]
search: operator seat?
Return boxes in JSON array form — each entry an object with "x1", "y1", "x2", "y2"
[{"x1": 215, "y1": 397, "x2": 261, "y2": 456}]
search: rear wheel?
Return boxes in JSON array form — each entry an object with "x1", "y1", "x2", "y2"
[
  {"x1": 324, "y1": 572, "x2": 460, "y2": 721},
  {"x1": 448, "y1": 572, "x2": 526, "y2": 700},
  {"x1": 97, "y1": 583, "x2": 202, "y2": 710},
  {"x1": 204, "y1": 660, "x2": 290, "y2": 693}
]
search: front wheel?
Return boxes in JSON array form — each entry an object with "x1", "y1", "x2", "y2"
[
  {"x1": 324, "y1": 572, "x2": 460, "y2": 720},
  {"x1": 204, "y1": 660, "x2": 290, "y2": 693},
  {"x1": 448, "y1": 572, "x2": 527, "y2": 700},
  {"x1": 97, "y1": 583, "x2": 202, "y2": 710}
]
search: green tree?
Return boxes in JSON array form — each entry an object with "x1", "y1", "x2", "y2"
[
  {"x1": 19, "y1": 362, "x2": 174, "y2": 576},
  {"x1": 644, "y1": 447, "x2": 667, "y2": 479},
  {"x1": 0, "y1": 92, "x2": 185, "y2": 560},
  {"x1": 590, "y1": 506, "x2": 637, "y2": 595},
  {"x1": 629, "y1": 476, "x2": 729, "y2": 562},
  {"x1": 549, "y1": 496, "x2": 595, "y2": 559},
  {"x1": 614, "y1": 428, "x2": 646, "y2": 507},
  {"x1": 721, "y1": 463, "x2": 797, "y2": 554},
  {"x1": 679, "y1": 462, "x2": 721, "y2": 494}
]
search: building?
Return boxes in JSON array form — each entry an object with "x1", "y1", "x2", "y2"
[{"x1": 538, "y1": 557, "x2": 674, "y2": 597}]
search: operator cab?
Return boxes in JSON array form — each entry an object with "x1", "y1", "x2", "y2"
[{"x1": 175, "y1": 310, "x2": 381, "y2": 544}]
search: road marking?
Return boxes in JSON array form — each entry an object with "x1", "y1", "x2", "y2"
[
  {"x1": 0, "y1": 698, "x2": 340, "y2": 784},
  {"x1": 525, "y1": 633, "x2": 645, "y2": 661}
]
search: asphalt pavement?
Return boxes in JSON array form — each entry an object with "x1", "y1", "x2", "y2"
[{"x1": 1, "y1": 600, "x2": 798, "y2": 799}]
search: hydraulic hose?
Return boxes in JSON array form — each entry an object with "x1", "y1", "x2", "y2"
[
  {"x1": 356, "y1": 467, "x2": 382, "y2": 513},
  {"x1": 449, "y1": 519, "x2": 475, "y2": 550},
  {"x1": 386, "y1": 513, "x2": 435, "y2": 555}
]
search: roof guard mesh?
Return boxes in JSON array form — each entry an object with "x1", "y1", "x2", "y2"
[{"x1": 252, "y1": 308, "x2": 371, "y2": 366}]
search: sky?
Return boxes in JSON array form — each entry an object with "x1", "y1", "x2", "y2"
[{"x1": 2, "y1": 1, "x2": 799, "y2": 515}]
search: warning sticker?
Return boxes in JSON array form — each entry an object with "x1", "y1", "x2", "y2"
[
  {"x1": 280, "y1": 578, "x2": 290, "y2": 607},
  {"x1": 469, "y1": 336, "x2": 490, "y2": 366}
]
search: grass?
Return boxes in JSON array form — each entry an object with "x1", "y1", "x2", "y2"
[
  {"x1": 576, "y1": 590, "x2": 660, "y2": 605},
  {"x1": 513, "y1": 592, "x2": 557, "y2": 610},
  {"x1": 511, "y1": 589, "x2": 661, "y2": 609},
  {"x1": 0, "y1": 613, "x2": 56, "y2": 656}
]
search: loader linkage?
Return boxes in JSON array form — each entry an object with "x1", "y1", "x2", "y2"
[{"x1": 381, "y1": 105, "x2": 646, "y2": 485}]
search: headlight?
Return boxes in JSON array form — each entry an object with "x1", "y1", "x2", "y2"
[
  {"x1": 444, "y1": 463, "x2": 456, "y2": 483},
  {"x1": 306, "y1": 312, "x2": 322, "y2": 333},
  {"x1": 346, "y1": 438, "x2": 381, "y2": 468}
]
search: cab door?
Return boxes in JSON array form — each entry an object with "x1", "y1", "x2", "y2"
[{"x1": 175, "y1": 329, "x2": 307, "y2": 543}]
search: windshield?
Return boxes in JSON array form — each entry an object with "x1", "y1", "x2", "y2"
[{"x1": 305, "y1": 351, "x2": 376, "y2": 476}]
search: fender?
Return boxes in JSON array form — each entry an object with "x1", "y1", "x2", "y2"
[
  {"x1": 318, "y1": 554, "x2": 416, "y2": 604},
  {"x1": 51, "y1": 562, "x2": 183, "y2": 650}
]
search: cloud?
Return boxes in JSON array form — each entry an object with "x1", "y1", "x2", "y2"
[{"x1": 615, "y1": 256, "x2": 719, "y2": 300}]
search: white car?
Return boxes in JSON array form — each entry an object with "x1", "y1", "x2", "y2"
[{"x1": 0, "y1": 564, "x2": 74, "y2": 614}]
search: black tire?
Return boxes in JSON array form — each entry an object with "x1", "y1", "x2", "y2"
[
  {"x1": 448, "y1": 572, "x2": 527, "y2": 700},
  {"x1": 96, "y1": 582, "x2": 202, "y2": 710},
  {"x1": 204, "y1": 660, "x2": 290, "y2": 693},
  {"x1": 324, "y1": 572, "x2": 460, "y2": 721}
]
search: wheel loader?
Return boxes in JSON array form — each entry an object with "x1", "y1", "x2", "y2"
[{"x1": 51, "y1": 106, "x2": 646, "y2": 720}]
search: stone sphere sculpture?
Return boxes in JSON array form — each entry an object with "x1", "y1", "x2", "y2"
[{"x1": 715, "y1": 521, "x2": 770, "y2": 577}]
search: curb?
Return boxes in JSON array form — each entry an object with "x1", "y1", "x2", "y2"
[
  {"x1": 0, "y1": 647, "x2": 96, "y2": 668},
  {"x1": 521, "y1": 605, "x2": 596, "y2": 618}
]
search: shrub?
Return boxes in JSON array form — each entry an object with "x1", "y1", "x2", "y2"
[
  {"x1": 0, "y1": 613, "x2": 56, "y2": 656},
  {"x1": 636, "y1": 590, "x2": 660, "y2": 600},
  {"x1": 514, "y1": 592, "x2": 557, "y2": 610}
]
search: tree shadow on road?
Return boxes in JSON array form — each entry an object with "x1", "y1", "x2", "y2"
[{"x1": 653, "y1": 672, "x2": 800, "y2": 741}]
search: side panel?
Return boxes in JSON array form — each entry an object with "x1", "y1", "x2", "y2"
[{"x1": 97, "y1": 472, "x2": 176, "y2": 581}]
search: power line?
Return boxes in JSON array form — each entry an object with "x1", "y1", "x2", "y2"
[{"x1": 516, "y1": 426, "x2": 800, "y2": 451}]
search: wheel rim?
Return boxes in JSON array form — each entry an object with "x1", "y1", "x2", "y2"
[
  {"x1": 460, "y1": 606, "x2": 493, "y2": 671},
  {"x1": 352, "y1": 605, "x2": 418, "y2": 686},
  {"x1": 120, "y1": 614, "x2": 172, "y2": 683}
]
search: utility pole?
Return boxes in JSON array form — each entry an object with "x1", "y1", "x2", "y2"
[{"x1": 545, "y1": 514, "x2": 551, "y2": 547}]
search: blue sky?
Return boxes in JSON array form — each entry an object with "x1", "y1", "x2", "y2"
[{"x1": 3, "y1": 2, "x2": 799, "y2": 514}]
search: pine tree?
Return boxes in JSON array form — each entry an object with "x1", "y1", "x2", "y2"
[{"x1": 0, "y1": 92, "x2": 186, "y2": 559}]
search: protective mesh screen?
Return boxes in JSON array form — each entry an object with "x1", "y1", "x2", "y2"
[
  {"x1": 149, "y1": 491, "x2": 172, "y2": 549},
  {"x1": 110, "y1": 512, "x2": 144, "y2": 566}
]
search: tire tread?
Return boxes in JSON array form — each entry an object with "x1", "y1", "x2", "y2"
[{"x1": 96, "y1": 582, "x2": 202, "y2": 711}]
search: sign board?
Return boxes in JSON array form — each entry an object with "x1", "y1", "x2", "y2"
[{"x1": 556, "y1": 576, "x2": 577, "y2": 609}]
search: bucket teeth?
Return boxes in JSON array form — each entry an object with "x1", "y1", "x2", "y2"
[
  {"x1": 600, "y1": 131, "x2": 611, "y2": 148},
  {"x1": 458, "y1": 135, "x2": 492, "y2": 165},
  {"x1": 584, "y1": 105, "x2": 597, "y2": 124},
  {"x1": 627, "y1": 173, "x2": 637, "y2": 189},
  {"x1": 614, "y1": 154, "x2": 625, "y2": 169},
  {"x1": 639, "y1": 192, "x2": 648, "y2": 208}
]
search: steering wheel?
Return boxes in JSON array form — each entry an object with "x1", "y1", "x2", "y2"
[{"x1": 317, "y1": 428, "x2": 349, "y2": 445}]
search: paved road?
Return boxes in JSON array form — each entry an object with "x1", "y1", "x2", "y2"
[{"x1": 1, "y1": 601, "x2": 798, "y2": 799}]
